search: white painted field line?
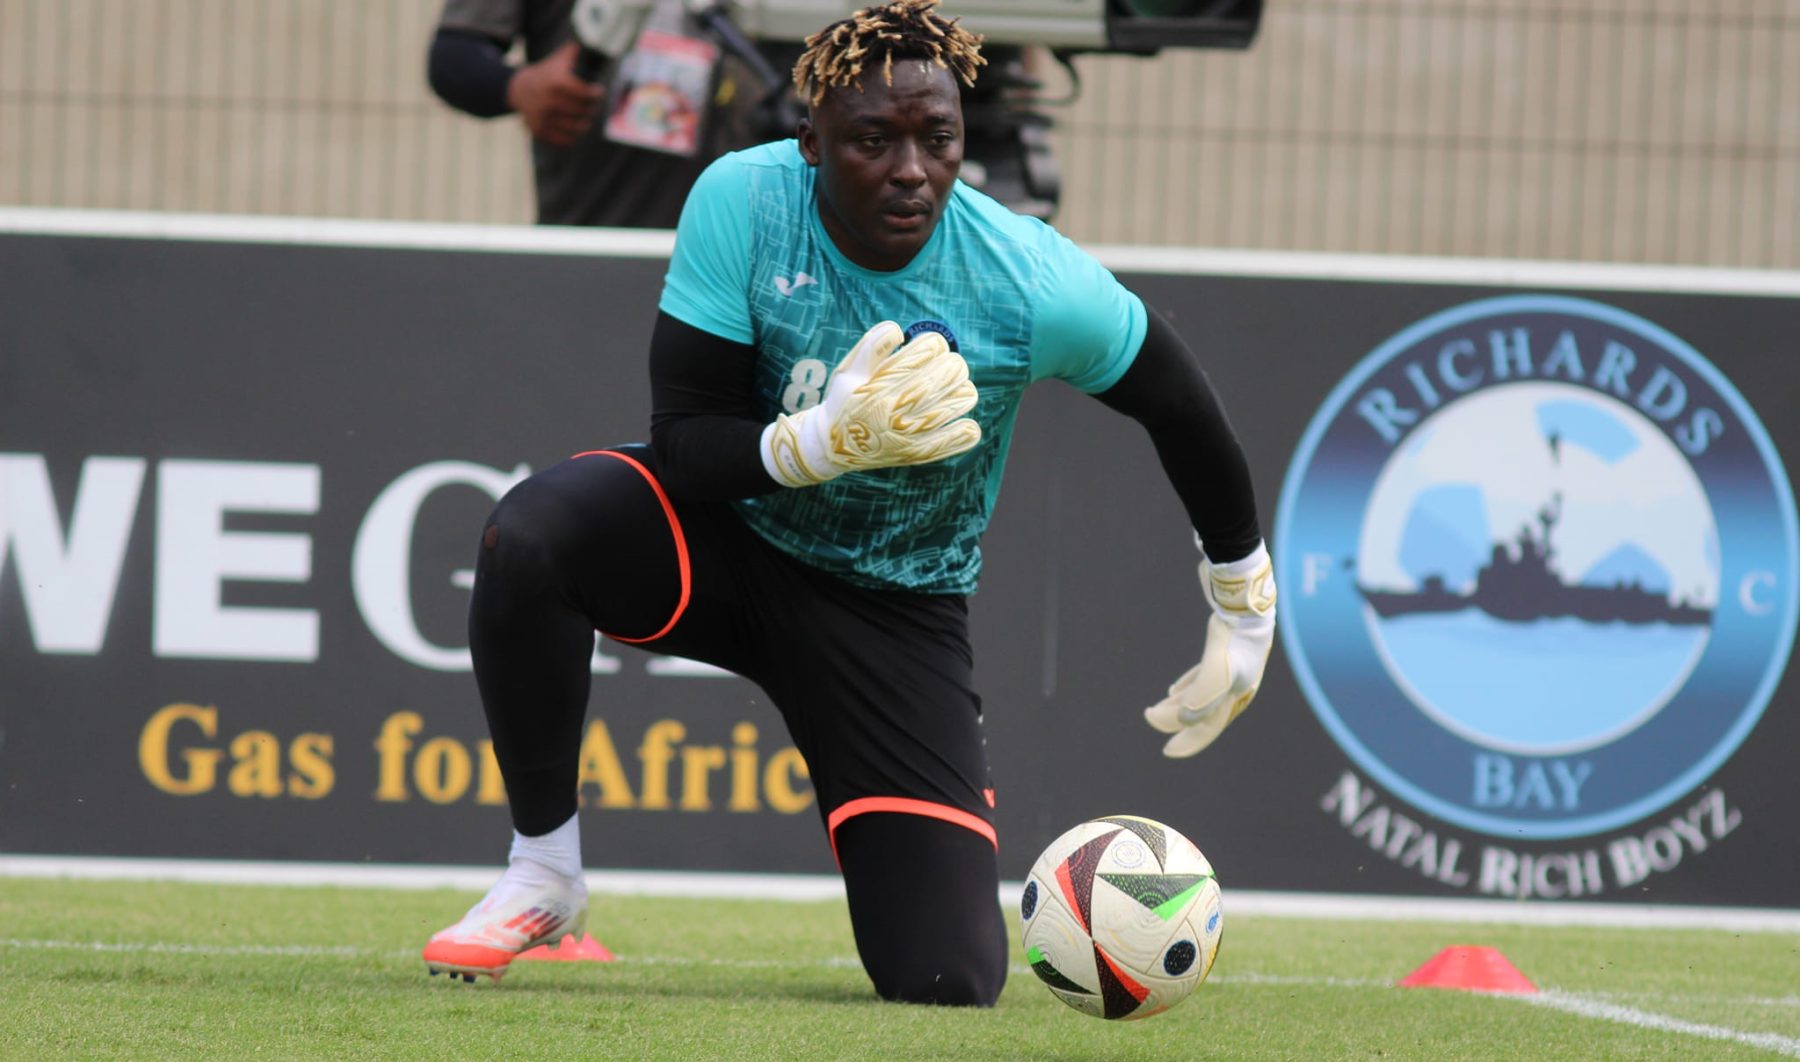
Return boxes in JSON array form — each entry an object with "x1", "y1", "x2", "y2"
[
  {"x1": 1517, "y1": 990, "x2": 1800, "y2": 1058},
  {"x1": 0, "y1": 937, "x2": 1390, "y2": 984},
  {"x1": 0, "y1": 938, "x2": 368, "y2": 958},
  {"x1": 0, "y1": 937, "x2": 922, "y2": 972},
  {"x1": 1217, "y1": 889, "x2": 1800, "y2": 935},
  {"x1": 1578, "y1": 988, "x2": 1800, "y2": 1011},
  {"x1": 8, "y1": 856, "x2": 1800, "y2": 935}
]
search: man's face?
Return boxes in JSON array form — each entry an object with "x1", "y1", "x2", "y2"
[{"x1": 799, "y1": 58, "x2": 963, "y2": 272}]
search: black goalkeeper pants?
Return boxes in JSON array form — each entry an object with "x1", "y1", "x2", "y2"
[{"x1": 467, "y1": 446, "x2": 1007, "y2": 1006}]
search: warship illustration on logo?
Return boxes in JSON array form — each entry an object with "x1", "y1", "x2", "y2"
[{"x1": 1358, "y1": 488, "x2": 1712, "y2": 628}]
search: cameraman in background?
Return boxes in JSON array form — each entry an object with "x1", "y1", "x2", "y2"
[{"x1": 427, "y1": 0, "x2": 785, "y2": 228}]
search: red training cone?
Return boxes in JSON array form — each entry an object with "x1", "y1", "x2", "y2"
[
  {"x1": 1398, "y1": 945, "x2": 1536, "y2": 994},
  {"x1": 517, "y1": 933, "x2": 617, "y2": 963}
]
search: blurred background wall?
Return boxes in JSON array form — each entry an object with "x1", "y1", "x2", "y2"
[{"x1": 2, "y1": 0, "x2": 1795, "y2": 267}]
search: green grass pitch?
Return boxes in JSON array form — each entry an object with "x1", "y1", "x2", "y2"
[{"x1": 2, "y1": 878, "x2": 1797, "y2": 1059}]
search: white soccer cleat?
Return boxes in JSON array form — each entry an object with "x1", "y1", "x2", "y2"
[{"x1": 422, "y1": 864, "x2": 588, "y2": 983}]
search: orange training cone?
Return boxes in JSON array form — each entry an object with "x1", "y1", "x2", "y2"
[
  {"x1": 1398, "y1": 945, "x2": 1536, "y2": 994},
  {"x1": 517, "y1": 933, "x2": 617, "y2": 963}
]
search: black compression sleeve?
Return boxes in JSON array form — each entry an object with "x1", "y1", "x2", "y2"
[
  {"x1": 427, "y1": 28, "x2": 515, "y2": 118},
  {"x1": 1093, "y1": 307, "x2": 1263, "y2": 563},
  {"x1": 649, "y1": 312, "x2": 782, "y2": 500}
]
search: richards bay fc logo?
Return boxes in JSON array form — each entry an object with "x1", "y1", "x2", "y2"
[{"x1": 1277, "y1": 295, "x2": 1798, "y2": 842}]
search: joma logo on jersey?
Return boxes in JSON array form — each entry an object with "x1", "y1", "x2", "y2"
[
  {"x1": 773, "y1": 272, "x2": 817, "y2": 297},
  {"x1": 1276, "y1": 295, "x2": 1798, "y2": 841}
]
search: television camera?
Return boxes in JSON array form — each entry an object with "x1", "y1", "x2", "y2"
[{"x1": 574, "y1": 0, "x2": 1263, "y2": 218}]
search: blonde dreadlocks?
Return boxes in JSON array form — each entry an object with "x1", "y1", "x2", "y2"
[{"x1": 792, "y1": 0, "x2": 986, "y2": 107}]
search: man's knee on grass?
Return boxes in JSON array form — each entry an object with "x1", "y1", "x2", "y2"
[
  {"x1": 869, "y1": 952, "x2": 1005, "y2": 1007},
  {"x1": 837, "y1": 815, "x2": 1009, "y2": 1007}
]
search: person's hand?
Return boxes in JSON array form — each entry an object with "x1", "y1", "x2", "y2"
[
  {"x1": 1144, "y1": 540, "x2": 1277, "y2": 757},
  {"x1": 761, "y1": 322, "x2": 983, "y2": 487},
  {"x1": 506, "y1": 41, "x2": 602, "y2": 147}
]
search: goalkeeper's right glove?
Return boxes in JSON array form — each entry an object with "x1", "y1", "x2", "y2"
[{"x1": 760, "y1": 321, "x2": 983, "y2": 488}]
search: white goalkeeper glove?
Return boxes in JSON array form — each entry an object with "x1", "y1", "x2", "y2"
[
  {"x1": 1144, "y1": 538, "x2": 1277, "y2": 758},
  {"x1": 760, "y1": 321, "x2": 983, "y2": 488}
]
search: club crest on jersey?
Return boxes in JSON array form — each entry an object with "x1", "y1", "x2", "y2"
[
  {"x1": 904, "y1": 319, "x2": 959, "y2": 352},
  {"x1": 1276, "y1": 295, "x2": 1797, "y2": 840}
]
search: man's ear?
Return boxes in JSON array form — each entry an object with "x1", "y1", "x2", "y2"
[{"x1": 797, "y1": 116, "x2": 820, "y2": 166}]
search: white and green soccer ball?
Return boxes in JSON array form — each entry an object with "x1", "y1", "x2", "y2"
[{"x1": 1019, "y1": 815, "x2": 1223, "y2": 1021}]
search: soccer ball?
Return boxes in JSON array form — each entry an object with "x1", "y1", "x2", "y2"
[{"x1": 1019, "y1": 815, "x2": 1223, "y2": 1020}]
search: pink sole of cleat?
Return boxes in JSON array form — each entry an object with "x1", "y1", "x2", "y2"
[{"x1": 422, "y1": 940, "x2": 523, "y2": 983}]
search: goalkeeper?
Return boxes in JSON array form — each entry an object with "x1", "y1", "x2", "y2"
[{"x1": 423, "y1": 0, "x2": 1275, "y2": 1007}]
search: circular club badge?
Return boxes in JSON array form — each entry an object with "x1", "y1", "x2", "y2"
[{"x1": 1276, "y1": 295, "x2": 1798, "y2": 839}]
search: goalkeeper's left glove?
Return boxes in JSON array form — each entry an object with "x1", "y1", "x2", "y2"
[{"x1": 1143, "y1": 538, "x2": 1277, "y2": 758}]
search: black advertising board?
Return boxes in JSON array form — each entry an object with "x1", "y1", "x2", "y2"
[{"x1": 3, "y1": 218, "x2": 1795, "y2": 907}]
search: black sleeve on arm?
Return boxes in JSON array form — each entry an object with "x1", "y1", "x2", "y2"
[
  {"x1": 427, "y1": 27, "x2": 516, "y2": 118},
  {"x1": 649, "y1": 311, "x2": 782, "y2": 500},
  {"x1": 1093, "y1": 307, "x2": 1263, "y2": 563}
]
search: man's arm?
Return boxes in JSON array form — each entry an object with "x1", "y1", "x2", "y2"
[
  {"x1": 648, "y1": 311, "x2": 781, "y2": 500},
  {"x1": 1093, "y1": 306, "x2": 1277, "y2": 758},
  {"x1": 427, "y1": 28, "x2": 601, "y2": 146},
  {"x1": 1092, "y1": 307, "x2": 1261, "y2": 561},
  {"x1": 427, "y1": 27, "x2": 516, "y2": 118}
]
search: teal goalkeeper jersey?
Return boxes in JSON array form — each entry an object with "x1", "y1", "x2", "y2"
[{"x1": 659, "y1": 140, "x2": 1148, "y2": 593}]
